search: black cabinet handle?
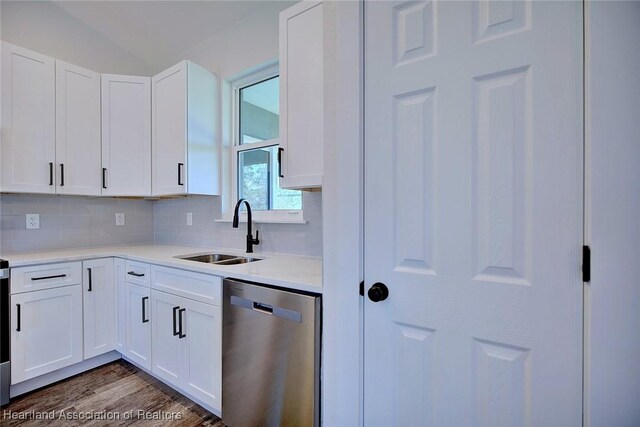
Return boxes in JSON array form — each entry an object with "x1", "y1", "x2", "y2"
[
  {"x1": 16, "y1": 304, "x2": 21, "y2": 332},
  {"x1": 127, "y1": 271, "x2": 145, "y2": 277},
  {"x1": 278, "y1": 147, "x2": 284, "y2": 178},
  {"x1": 31, "y1": 274, "x2": 66, "y2": 281},
  {"x1": 60, "y1": 163, "x2": 64, "y2": 186},
  {"x1": 178, "y1": 308, "x2": 186, "y2": 338},
  {"x1": 141, "y1": 296, "x2": 149, "y2": 323},
  {"x1": 178, "y1": 163, "x2": 184, "y2": 186},
  {"x1": 49, "y1": 162, "x2": 54, "y2": 185},
  {"x1": 87, "y1": 268, "x2": 92, "y2": 292},
  {"x1": 102, "y1": 168, "x2": 107, "y2": 189},
  {"x1": 173, "y1": 306, "x2": 180, "y2": 336}
]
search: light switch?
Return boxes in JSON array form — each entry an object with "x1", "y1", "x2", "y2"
[
  {"x1": 26, "y1": 214, "x2": 40, "y2": 229},
  {"x1": 187, "y1": 212, "x2": 193, "y2": 226}
]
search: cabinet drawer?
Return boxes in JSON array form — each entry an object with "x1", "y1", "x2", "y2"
[
  {"x1": 11, "y1": 262, "x2": 82, "y2": 294},
  {"x1": 151, "y1": 266, "x2": 222, "y2": 306},
  {"x1": 125, "y1": 261, "x2": 150, "y2": 287}
]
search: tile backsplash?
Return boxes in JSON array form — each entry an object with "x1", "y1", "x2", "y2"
[
  {"x1": 0, "y1": 194, "x2": 154, "y2": 254},
  {"x1": 154, "y1": 192, "x2": 322, "y2": 257},
  {"x1": 0, "y1": 192, "x2": 322, "y2": 257}
]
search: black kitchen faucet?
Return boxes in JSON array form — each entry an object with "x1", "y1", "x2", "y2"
[{"x1": 232, "y1": 199, "x2": 260, "y2": 253}]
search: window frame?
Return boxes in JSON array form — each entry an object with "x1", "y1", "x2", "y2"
[{"x1": 230, "y1": 64, "x2": 304, "y2": 223}]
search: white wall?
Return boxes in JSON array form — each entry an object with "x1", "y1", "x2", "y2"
[
  {"x1": 321, "y1": 2, "x2": 363, "y2": 425},
  {"x1": 0, "y1": 0, "x2": 151, "y2": 74},
  {"x1": 177, "y1": 1, "x2": 294, "y2": 80},
  {"x1": 585, "y1": 2, "x2": 640, "y2": 425}
]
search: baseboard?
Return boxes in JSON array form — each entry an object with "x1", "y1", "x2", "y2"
[{"x1": 10, "y1": 351, "x2": 122, "y2": 398}]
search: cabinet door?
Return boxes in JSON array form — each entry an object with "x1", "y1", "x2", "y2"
[
  {"x1": 114, "y1": 258, "x2": 127, "y2": 354},
  {"x1": 55, "y1": 60, "x2": 101, "y2": 196},
  {"x1": 10, "y1": 285, "x2": 83, "y2": 384},
  {"x1": 151, "y1": 289, "x2": 183, "y2": 387},
  {"x1": 83, "y1": 258, "x2": 115, "y2": 359},
  {"x1": 125, "y1": 282, "x2": 151, "y2": 370},
  {"x1": 152, "y1": 62, "x2": 187, "y2": 196},
  {"x1": 101, "y1": 74, "x2": 151, "y2": 196},
  {"x1": 1, "y1": 42, "x2": 56, "y2": 194},
  {"x1": 279, "y1": 2, "x2": 324, "y2": 189},
  {"x1": 181, "y1": 298, "x2": 221, "y2": 411}
]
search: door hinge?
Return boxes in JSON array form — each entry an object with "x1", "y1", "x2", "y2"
[
  {"x1": 582, "y1": 245, "x2": 591, "y2": 283},
  {"x1": 359, "y1": 281, "x2": 364, "y2": 296}
]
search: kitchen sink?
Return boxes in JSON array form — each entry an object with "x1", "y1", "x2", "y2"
[
  {"x1": 177, "y1": 253, "x2": 262, "y2": 265},
  {"x1": 214, "y1": 257, "x2": 262, "y2": 265}
]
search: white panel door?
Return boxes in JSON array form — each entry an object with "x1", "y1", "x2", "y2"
[
  {"x1": 125, "y1": 282, "x2": 151, "y2": 370},
  {"x1": 152, "y1": 62, "x2": 187, "y2": 196},
  {"x1": 101, "y1": 74, "x2": 151, "y2": 196},
  {"x1": 364, "y1": 2, "x2": 583, "y2": 426},
  {"x1": 1, "y1": 42, "x2": 55, "y2": 194},
  {"x1": 55, "y1": 60, "x2": 101, "y2": 196},
  {"x1": 150, "y1": 289, "x2": 183, "y2": 387},
  {"x1": 83, "y1": 258, "x2": 115, "y2": 359},
  {"x1": 181, "y1": 298, "x2": 221, "y2": 411},
  {"x1": 11, "y1": 285, "x2": 83, "y2": 384},
  {"x1": 114, "y1": 258, "x2": 127, "y2": 354}
]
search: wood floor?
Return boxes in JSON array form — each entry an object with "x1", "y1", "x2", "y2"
[{"x1": 1, "y1": 360, "x2": 224, "y2": 426}]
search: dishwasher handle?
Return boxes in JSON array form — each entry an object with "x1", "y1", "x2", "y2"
[
  {"x1": 253, "y1": 302, "x2": 273, "y2": 315},
  {"x1": 230, "y1": 295, "x2": 302, "y2": 323}
]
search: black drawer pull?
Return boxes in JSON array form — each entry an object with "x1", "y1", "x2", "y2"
[
  {"x1": 141, "y1": 296, "x2": 149, "y2": 323},
  {"x1": 60, "y1": 163, "x2": 64, "y2": 186},
  {"x1": 31, "y1": 274, "x2": 67, "y2": 281},
  {"x1": 102, "y1": 168, "x2": 107, "y2": 189},
  {"x1": 49, "y1": 162, "x2": 54, "y2": 185},
  {"x1": 16, "y1": 304, "x2": 21, "y2": 332},
  {"x1": 178, "y1": 308, "x2": 186, "y2": 338},
  {"x1": 127, "y1": 271, "x2": 145, "y2": 277},
  {"x1": 173, "y1": 306, "x2": 180, "y2": 336},
  {"x1": 87, "y1": 268, "x2": 92, "y2": 292}
]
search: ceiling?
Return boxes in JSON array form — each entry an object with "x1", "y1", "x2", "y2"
[{"x1": 49, "y1": 0, "x2": 291, "y2": 72}]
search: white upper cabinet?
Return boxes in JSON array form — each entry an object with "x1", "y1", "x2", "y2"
[
  {"x1": 152, "y1": 60, "x2": 219, "y2": 196},
  {"x1": 279, "y1": 1, "x2": 324, "y2": 190},
  {"x1": 1, "y1": 42, "x2": 56, "y2": 194},
  {"x1": 101, "y1": 74, "x2": 152, "y2": 196},
  {"x1": 56, "y1": 60, "x2": 101, "y2": 196}
]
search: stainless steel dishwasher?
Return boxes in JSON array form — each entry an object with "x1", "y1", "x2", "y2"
[{"x1": 222, "y1": 278, "x2": 321, "y2": 427}]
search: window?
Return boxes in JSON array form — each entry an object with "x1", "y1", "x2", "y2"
[{"x1": 232, "y1": 69, "x2": 303, "y2": 219}]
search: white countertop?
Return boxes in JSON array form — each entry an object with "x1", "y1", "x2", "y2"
[{"x1": 1, "y1": 244, "x2": 322, "y2": 294}]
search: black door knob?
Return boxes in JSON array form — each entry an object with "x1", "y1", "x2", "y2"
[{"x1": 368, "y1": 282, "x2": 389, "y2": 302}]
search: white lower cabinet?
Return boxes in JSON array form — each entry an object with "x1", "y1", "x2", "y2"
[
  {"x1": 82, "y1": 258, "x2": 115, "y2": 359},
  {"x1": 151, "y1": 288, "x2": 221, "y2": 412},
  {"x1": 125, "y1": 282, "x2": 151, "y2": 370},
  {"x1": 151, "y1": 289, "x2": 183, "y2": 385},
  {"x1": 10, "y1": 285, "x2": 83, "y2": 384},
  {"x1": 181, "y1": 297, "x2": 221, "y2": 409}
]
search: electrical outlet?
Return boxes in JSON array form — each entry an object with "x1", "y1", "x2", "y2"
[
  {"x1": 186, "y1": 212, "x2": 193, "y2": 226},
  {"x1": 115, "y1": 213, "x2": 125, "y2": 226},
  {"x1": 26, "y1": 214, "x2": 40, "y2": 230}
]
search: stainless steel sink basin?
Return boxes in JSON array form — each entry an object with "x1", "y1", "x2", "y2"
[
  {"x1": 180, "y1": 254, "x2": 238, "y2": 263},
  {"x1": 214, "y1": 257, "x2": 262, "y2": 265},
  {"x1": 177, "y1": 253, "x2": 262, "y2": 265}
]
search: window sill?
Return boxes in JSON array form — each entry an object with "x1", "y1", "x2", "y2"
[{"x1": 215, "y1": 218, "x2": 308, "y2": 225}]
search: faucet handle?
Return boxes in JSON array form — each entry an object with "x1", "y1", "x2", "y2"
[{"x1": 254, "y1": 230, "x2": 260, "y2": 244}]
